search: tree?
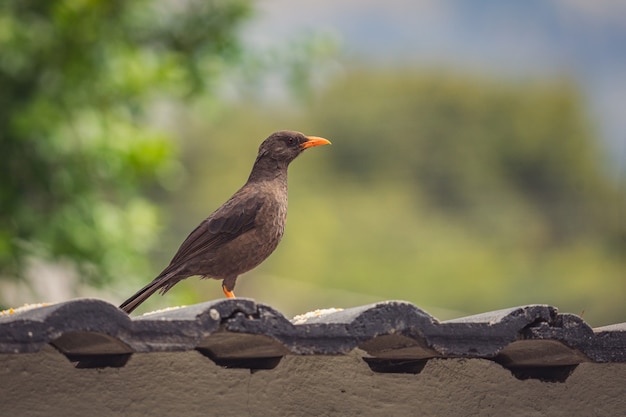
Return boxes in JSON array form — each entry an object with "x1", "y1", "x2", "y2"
[
  {"x1": 0, "y1": 0, "x2": 251, "y2": 289},
  {"x1": 310, "y1": 69, "x2": 625, "y2": 245}
]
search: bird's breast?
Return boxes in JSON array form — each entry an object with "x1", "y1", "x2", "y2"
[{"x1": 255, "y1": 183, "x2": 288, "y2": 242}]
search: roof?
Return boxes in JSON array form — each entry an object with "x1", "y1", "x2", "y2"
[{"x1": 1, "y1": 298, "x2": 624, "y2": 380}]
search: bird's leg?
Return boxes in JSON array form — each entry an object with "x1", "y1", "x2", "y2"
[
  {"x1": 222, "y1": 277, "x2": 236, "y2": 298},
  {"x1": 222, "y1": 284, "x2": 235, "y2": 298}
]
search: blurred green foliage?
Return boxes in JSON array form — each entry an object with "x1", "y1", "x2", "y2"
[
  {"x1": 0, "y1": 0, "x2": 251, "y2": 286},
  {"x1": 158, "y1": 69, "x2": 625, "y2": 326},
  {"x1": 1, "y1": 0, "x2": 623, "y2": 326},
  {"x1": 312, "y1": 70, "x2": 624, "y2": 246}
]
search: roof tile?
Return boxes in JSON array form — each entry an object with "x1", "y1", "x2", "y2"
[{"x1": 1, "y1": 299, "x2": 624, "y2": 373}]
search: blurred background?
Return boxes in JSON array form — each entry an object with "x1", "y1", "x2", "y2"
[{"x1": 1, "y1": 0, "x2": 624, "y2": 326}]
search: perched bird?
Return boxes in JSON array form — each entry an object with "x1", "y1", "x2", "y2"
[{"x1": 119, "y1": 130, "x2": 331, "y2": 313}]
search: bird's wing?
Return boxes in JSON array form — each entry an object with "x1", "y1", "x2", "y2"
[
  {"x1": 165, "y1": 193, "x2": 264, "y2": 270},
  {"x1": 120, "y1": 194, "x2": 264, "y2": 312}
]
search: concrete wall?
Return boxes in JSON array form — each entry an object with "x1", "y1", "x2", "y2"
[{"x1": 1, "y1": 346, "x2": 625, "y2": 417}]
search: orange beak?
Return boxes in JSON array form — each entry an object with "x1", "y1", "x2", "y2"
[{"x1": 302, "y1": 136, "x2": 331, "y2": 149}]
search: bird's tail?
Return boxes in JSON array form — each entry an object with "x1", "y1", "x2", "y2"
[{"x1": 119, "y1": 267, "x2": 183, "y2": 314}]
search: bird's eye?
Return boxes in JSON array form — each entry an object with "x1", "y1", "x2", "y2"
[{"x1": 287, "y1": 137, "x2": 295, "y2": 146}]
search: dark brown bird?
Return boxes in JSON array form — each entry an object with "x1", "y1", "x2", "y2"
[{"x1": 119, "y1": 130, "x2": 331, "y2": 313}]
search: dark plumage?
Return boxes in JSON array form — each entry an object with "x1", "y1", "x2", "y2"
[{"x1": 119, "y1": 130, "x2": 331, "y2": 313}]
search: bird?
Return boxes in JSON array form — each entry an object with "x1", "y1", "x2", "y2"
[{"x1": 119, "y1": 130, "x2": 331, "y2": 314}]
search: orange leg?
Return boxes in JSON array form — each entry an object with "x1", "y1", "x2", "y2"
[{"x1": 222, "y1": 284, "x2": 235, "y2": 298}]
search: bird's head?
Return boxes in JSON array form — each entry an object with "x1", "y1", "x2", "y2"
[{"x1": 257, "y1": 130, "x2": 331, "y2": 165}]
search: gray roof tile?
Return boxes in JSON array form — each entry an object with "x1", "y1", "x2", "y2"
[{"x1": 1, "y1": 299, "x2": 624, "y2": 377}]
